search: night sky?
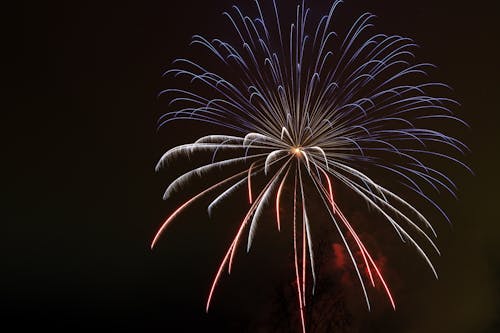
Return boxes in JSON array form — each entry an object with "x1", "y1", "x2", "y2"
[{"x1": 12, "y1": 0, "x2": 499, "y2": 331}]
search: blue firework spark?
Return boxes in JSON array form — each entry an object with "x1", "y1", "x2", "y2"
[{"x1": 152, "y1": 1, "x2": 469, "y2": 331}]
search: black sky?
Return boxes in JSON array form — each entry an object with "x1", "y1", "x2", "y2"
[{"x1": 11, "y1": 0, "x2": 499, "y2": 331}]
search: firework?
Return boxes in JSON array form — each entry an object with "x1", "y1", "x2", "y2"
[{"x1": 152, "y1": 1, "x2": 468, "y2": 331}]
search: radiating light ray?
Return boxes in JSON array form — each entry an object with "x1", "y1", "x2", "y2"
[
  {"x1": 317, "y1": 167, "x2": 374, "y2": 286},
  {"x1": 302, "y1": 200, "x2": 307, "y2": 305},
  {"x1": 292, "y1": 170, "x2": 307, "y2": 333},
  {"x1": 208, "y1": 163, "x2": 264, "y2": 216},
  {"x1": 275, "y1": 167, "x2": 289, "y2": 231},
  {"x1": 247, "y1": 161, "x2": 256, "y2": 204},
  {"x1": 298, "y1": 162, "x2": 317, "y2": 294},
  {"x1": 163, "y1": 153, "x2": 269, "y2": 200},
  {"x1": 325, "y1": 166, "x2": 440, "y2": 279},
  {"x1": 247, "y1": 159, "x2": 292, "y2": 251},
  {"x1": 327, "y1": 159, "x2": 440, "y2": 245},
  {"x1": 207, "y1": 160, "x2": 291, "y2": 312},
  {"x1": 308, "y1": 165, "x2": 373, "y2": 311},
  {"x1": 314, "y1": 168, "x2": 395, "y2": 308},
  {"x1": 152, "y1": 169, "x2": 249, "y2": 249}
]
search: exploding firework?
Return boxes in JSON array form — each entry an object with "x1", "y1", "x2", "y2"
[{"x1": 152, "y1": 1, "x2": 469, "y2": 331}]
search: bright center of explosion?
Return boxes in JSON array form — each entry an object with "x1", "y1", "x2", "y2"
[{"x1": 292, "y1": 147, "x2": 302, "y2": 156}]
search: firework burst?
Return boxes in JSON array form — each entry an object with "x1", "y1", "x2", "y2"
[{"x1": 152, "y1": 1, "x2": 469, "y2": 331}]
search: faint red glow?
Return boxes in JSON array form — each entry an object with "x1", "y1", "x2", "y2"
[{"x1": 332, "y1": 243, "x2": 347, "y2": 269}]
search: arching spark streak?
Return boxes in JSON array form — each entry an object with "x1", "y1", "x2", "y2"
[
  {"x1": 316, "y1": 168, "x2": 395, "y2": 308},
  {"x1": 298, "y1": 163, "x2": 311, "y2": 306},
  {"x1": 275, "y1": 168, "x2": 289, "y2": 231},
  {"x1": 293, "y1": 170, "x2": 307, "y2": 333},
  {"x1": 230, "y1": 159, "x2": 291, "y2": 271},
  {"x1": 302, "y1": 209, "x2": 307, "y2": 305},
  {"x1": 207, "y1": 159, "x2": 292, "y2": 310},
  {"x1": 151, "y1": 169, "x2": 249, "y2": 249},
  {"x1": 322, "y1": 168, "x2": 337, "y2": 215},
  {"x1": 153, "y1": 0, "x2": 468, "y2": 331},
  {"x1": 319, "y1": 168, "x2": 375, "y2": 286},
  {"x1": 300, "y1": 177, "x2": 307, "y2": 306},
  {"x1": 247, "y1": 162, "x2": 256, "y2": 204}
]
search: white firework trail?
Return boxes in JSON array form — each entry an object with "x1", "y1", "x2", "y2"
[{"x1": 152, "y1": 1, "x2": 469, "y2": 331}]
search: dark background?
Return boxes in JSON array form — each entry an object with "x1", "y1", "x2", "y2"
[{"x1": 11, "y1": 0, "x2": 499, "y2": 331}]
